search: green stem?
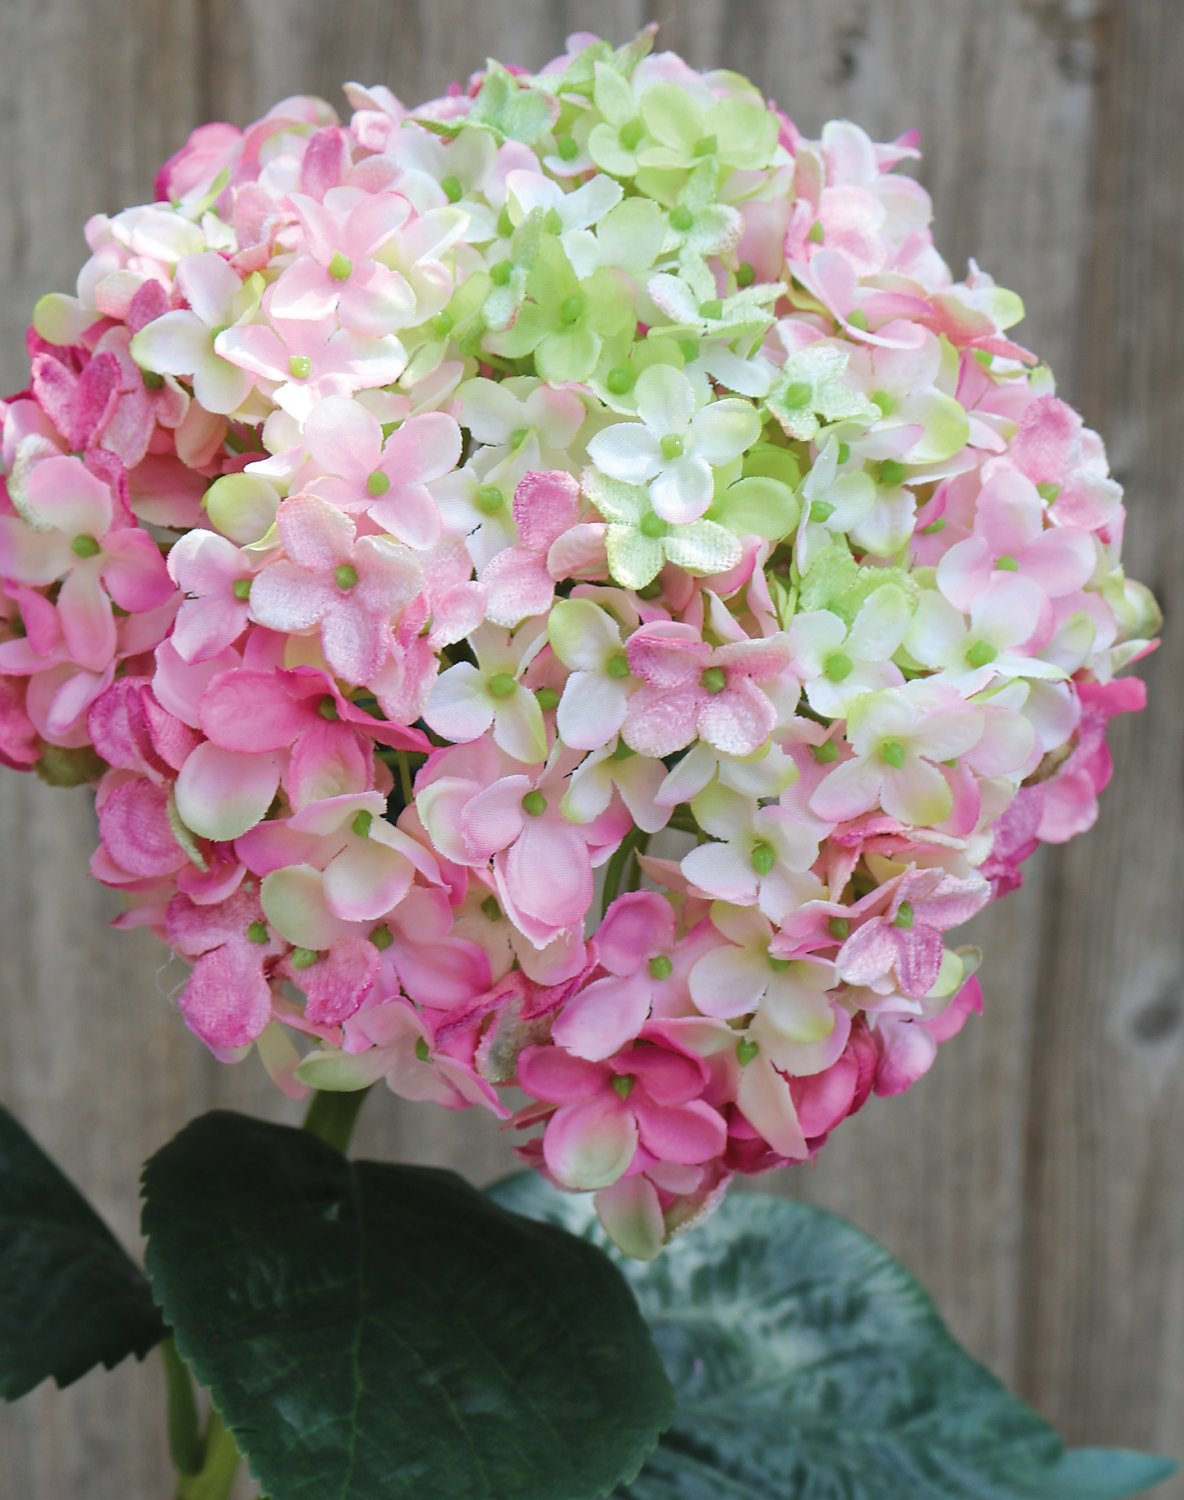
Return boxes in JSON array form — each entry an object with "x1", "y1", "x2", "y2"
[
  {"x1": 600, "y1": 827, "x2": 646, "y2": 918},
  {"x1": 302, "y1": 1087, "x2": 371, "y2": 1154},
  {"x1": 395, "y1": 749, "x2": 414, "y2": 807},
  {"x1": 176, "y1": 1412, "x2": 244, "y2": 1500},
  {"x1": 161, "y1": 1336, "x2": 203, "y2": 1476}
]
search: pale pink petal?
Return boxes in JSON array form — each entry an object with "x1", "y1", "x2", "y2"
[
  {"x1": 179, "y1": 943, "x2": 272, "y2": 1049},
  {"x1": 543, "y1": 1095, "x2": 638, "y2": 1189},
  {"x1": 276, "y1": 492, "x2": 356, "y2": 569},
  {"x1": 323, "y1": 839, "x2": 413, "y2": 922},
  {"x1": 298, "y1": 935, "x2": 380, "y2": 1025},
  {"x1": 552, "y1": 972, "x2": 653, "y2": 1061},
  {"x1": 506, "y1": 818, "x2": 593, "y2": 929},
  {"x1": 622, "y1": 684, "x2": 700, "y2": 757},
  {"x1": 25, "y1": 454, "x2": 114, "y2": 537},
  {"x1": 689, "y1": 943, "x2": 768, "y2": 1019},
  {"x1": 101, "y1": 528, "x2": 175, "y2": 612},
  {"x1": 321, "y1": 599, "x2": 390, "y2": 682},
  {"x1": 249, "y1": 559, "x2": 337, "y2": 631},
  {"x1": 58, "y1": 566, "x2": 116, "y2": 672},
  {"x1": 597, "y1": 892, "x2": 675, "y2": 976},
  {"x1": 97, "y1": 778, "x2": 185, "y2": 876},
  {"x1": 595, "y1": 1175, "x2": 665, "y2": 1260},
  {"x1": 633, "y1": 1097, "x2": 726, "y2": 1165},
  {"x1": 809, "y1": 755, "x2": 884, "y2": 822},
  {"x1": 481, "y1": 546, "x2": 555, "y2": 627},
  {"x1": 879, "y1": 757, "x2": 952, "y2": 826},
  {"x1": 461, "y1": 773, "x2": 531, "y2": 858},
  {"x1": 425, "y1": 663, "x2": 494, "y2": 742},
  {"x1": 516, "y1": 1045, "x2": 606, "y2": 1103},
  {"x1": 736, "y1": 1059, "x2": 809, "y2": 1160},
  {"x1": 175, "y1": 743, "x2": 280, "y2": 842},
  {"x1": 556, "y1": 671, "x2": 628, "y2": 751},
  {"x1": 697, "y1": 677, "x2": 775, "y2": 756}
]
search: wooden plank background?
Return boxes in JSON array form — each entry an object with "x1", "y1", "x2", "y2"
[{"x1": 0, "y1": 2, "x2": 1180, "y2": 1494}]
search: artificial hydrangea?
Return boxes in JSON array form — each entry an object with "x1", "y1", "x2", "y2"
[{"x1": 0, "y1": 29, "x2": 1159, "y2": 1258}]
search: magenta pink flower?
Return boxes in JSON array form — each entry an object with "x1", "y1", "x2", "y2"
[
  {"x1": 0, "y1": 454, "x2": 173, "y2": 670},
  {"x1": 249, "y1": 493, "x2": 422, "y2": 684},
  {"x1": 518, "y1": 1027, "x2": 727, "y2": 1190},
  {"x1": 622, "y1": 621, "x2": 790, "y2": 758}
]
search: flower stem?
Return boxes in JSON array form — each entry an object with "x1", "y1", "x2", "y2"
[
  {"x1": 162, "y1": 1336, "x2": 203, "y2": 1476},
  {"x1": 302, "y1": 1087, "x2": 371, "y2": 1154},
  {"x1": 600, "y1": 828, "x2": 649, "y2": 917},
  {"x1": 175, "y1": 1412, "x2": 244, "y2": 1500}
]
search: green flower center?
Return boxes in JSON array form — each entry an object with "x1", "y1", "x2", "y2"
[
  {"x1": 288, "y1": 354, "x2": 312, "y2": 380},
  {"x1": 334, "y1": 563, "x2": 358, "y2": 590},
  {"x1": 71, "y1": 534, "x2": 102, "y2": 559},
  {"x1": 366, "y1": 469, "x2": 391, "y2": 496},
  {"x1": 521, "y1": 790, "x2": 547, "y2": 816},
  {"x1": 736, "y1": 1037, "x2": 760, "y2": 1066},
  {"x1": 736, "y1": 260, "x2": 756, "y2": 288},
  {"x1": 781, "y1": 381, "x2": 813, "y2": 410},
  {"x1": 606, "y1": 653, "x2": 630, "y2": 679},
  {"x1": 995, "y1": 553, "x2": 1019, "y2": 571},
  {"x1": 649, "y1": 954, "x2": 674, "y2": 981},
  {"x1": 880, "y1": 739, "x2": 907, "y2": 769},
  {"x1": 487, "y1": 672, "x2": 517, "y2": 699},
  {"x1": 824, "y1": 651, "x2": 853, "y2": 682},
  {"x1": 476, "y1": 485, "x2": 505, "y2": 514},
  {"x1": 290, "y1": 947, "x2": 319, "y2": 970},
  {"x1": 812, "y1": 740, "x2": 839, "y2": 764},
  {"x1": 247, "y1": 921, "x2": 269, "y2": 944},
  {"x1": 440, "y1": 174, "x2": 463, "y2": 203},
  {"x1": 328, "y1": 251, "x2": 352, "y2": 281},
  {"x1": 370, "y1": 925, "x2": 394, "y2": 950},
  {"x1": 619, "y1": 118, "x2": 644, "y2": 150},
  {"x1": 611, "y1": 1074, "x2": 635, "y2": 1100},
  {"x1": 489, "y1": 259, "x2": 514, "y2": 287},
  {"x1": 669, "y1": 205, "x2": 695, "y2": 233},
  {"x1": 557, "y1": 135, "x2": 580, "y2": 161},
  {"x1": 893, "y1": 901, "x2": 915, "y2": 930},
  {"x1": 415, "y1": 1036, "x2": 432, "y2": 1062},
  {"x1": 877, "y1": 459, "x2": 907, "y2": 487},
  {"x1": 750, "y1": 841, "x2": 776, "y2": 876},
  {"x1": 605, "y1": 366, "x2": 633, "y2": 395},
  {"x1": 231, "y1": 576, "x2": 253, "y2": 601},
  {"x1": 701, "y1": 666, "x2": 727, "y2": 694},
  {"x1": 827, "y1": 916, "x2": 850, "y2": 940},
  {"x1": 351, "y1": 809, "x2": 373, "y2": 839},
  {"x1": 560, "y1": 293, "x2": 585, "y2": 326},
  {"x1": 430, "y1": 311, "x2": 454, "y2": 339},
  {"x1": 640, "y1": 511, "x2": 667, "y2": 538},
  {"x1": 660, "y1": 433, "x2": 685, "y2": 461},
  {"x1": 965, "y1": 640, "x2": 998, "y2": 668}
]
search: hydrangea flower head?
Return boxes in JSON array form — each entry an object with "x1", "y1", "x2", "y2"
[{"x1": 0, "y1": 30, "x2": 1158, "y2": 1258}]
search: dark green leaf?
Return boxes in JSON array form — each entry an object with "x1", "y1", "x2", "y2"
[
  {"x1": 143, "y1": 1111, "x2": 673, "y2": 1500},
  {"x1": 0, "y1": 1104, "x2": 163, "y2": 1399},
  {"x1": 491, "y1": 1175, "x2": 1176, "y2": 1500}
]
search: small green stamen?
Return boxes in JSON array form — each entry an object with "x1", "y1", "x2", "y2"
[
  {"x1": 605, "y1": 366, "x2": 633, "y2": 395},
  {"x1": 701, "y1": 666, "x2": 727, "y2": 694},
  {"x1": 809, "y1": 500, "x2": 835, "y2": 523},
  {"x1": 232, "y1": 576, "x2": 253, "y2": 601},
  {"x1": 813, "y1": 740, "x2": 840, "y2": 764},
  {"x1": 481, "y1": 895, "x2": 502, "y2": 921},
  {"x1": 370, "y1": 925, "x2": 394, "y2": 950},
  {"x1": 699, "y1": 298, "x2": 723, "y2": 321},
  {"x1": 919, "y1": 518, "x2": 946, "y2": 535},
  {"x1": 619, "y1": 118, "x2": 644, "y2": 150},
  {"x1": 317, "y1": 695, "x2": 339, "y2": 721},
  {"x1": 606, "y1": 653, "x2": 630, "y2": 679},
  {"x1": 877, "y1": 459, "x2": 907, "y2": 487},
  {"x1": 611, "y1": 739, "x2": 635, "y2": 760},
  {"x1": 827, "y1": 916, "x2": 850, "y2": 940},
  {"x1": 536, "y1": 687, "x2": 560, "y2": 711},
  {"x1": 71, "y1": 534, "x2": 101, "y2": 558},
  {"x1": 824, "y1": 651, "x2": 853, "y2": 682},
  {"x1": 328, "y1": 251, "x2": 352, "y2": 281},
  {"x1": 522, "y1": 790, "x2": 547, "y2": 816},
  {"x1": 366, "y1": 469, "x2": 391, "y2": 496},
  {"x1": 669, "y1": 205, "x2": 695, "y2": 233},
  {"x1": 649, "y1": 954, "x2": 674, "y2": 981},
  {"x1": 351, "y1": 809, "x2": 373, "y2": 839},
  {"x1": 893, "y1": 901, "x2": 915, "y2": 930},
  {"x1": 880, "y1": 739, "x2": 907, "y2": 769},
  {"x1": 751, "y1": 841, "x2": 776, "y2": 876},
  {"x1": 965, "y1": 640, "x2": 998, "y2": 668},
  {"x1": 768, "y1": 955, "x2": 792, "y2": 972},
  {"x1": 557, "y1": 134, "x2": 580, "y2": 161},
  {"x1": 995, "y1": 553, "x2": 1019, "y2": 571},
  {"x1": 415, "y1": 1036, "x2": 432, "y2": 1062},
  {"x1": 836, "y1": 441, "x2": 851, "y2": 465},
  {"x1": 290, "y1": 947, "x2": 319, "y2": 970},
  {"x1": 288, "y1": 354, "x2": 312, "y2": 379},
  {"x1": 780, "y1": 380, "x2": 813, "y2": 410},
  {"x1": 560, "y1": 293, "x2": 585, "y2": 326},
  {"x1": 487, "y1": 671, "x2": 517, "y2": 699},
  {"x1": 640, "y1": 511, "x2": 667, "y2": 539},
  {"x1": 441, "y1": 174, "x2": 464, "y2": 203},
  {"x1": 247, "y1": 921, "x2": 269, "y2": 944},
  {"x1": 847, "y1": 308, "x2": 869, "y2": 330},
  {"x1": 660, "y1": 433, "x2": 685, "y2": 461},
  {"x1": 611, "y1": 1073, "x2": 635, "y2": 1100},
  {"x1": 736, "y1": 1037, "x2": 760, "y2": 1066},
  {"x1": 736, "y1": 260, "x2": 756, "y2": 288},
  {"x1": 1036, "y1": 481, "x2": 1060, "y2": 503},
  {"x1": 807, "y1": 220, "x2": 825, "y2": 244},
  {"x1": 871, "y1": 390, "x2": 896, "y2": 416},
  {"x1": 334, "y1": 563, "x2": 358, "y2": 590},
  {"x1": 476, "y1": 484, "x2": 505, "y2": 514},
  {"x1": 489, "y1": 259, "x2": 513, "y2": 286},
  {"x1": 429, "y1": 311, "x2": 454, "y2": 339}
]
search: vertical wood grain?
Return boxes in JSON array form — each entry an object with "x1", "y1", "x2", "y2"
[{"x1": 0, "y1": 2, "x2": 1178, "y2": 1494}]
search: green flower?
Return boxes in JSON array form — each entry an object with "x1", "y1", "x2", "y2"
[
  {"x1": 636, "y1": 80, "x2": 779, "y2": 174},
  {"x1": 582, "y1": 468, "x2": 741, "y2": 590},
  {"x1": 486, "y1": 237, "x2": 635, "y2": 383},
  {"x1": 766, "y1": 346, "x2": 879, "y2": 442}
]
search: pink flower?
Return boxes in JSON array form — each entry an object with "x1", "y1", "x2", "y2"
[
  {"x1": 167, "y1": 529, "x2": 258, "y2": 662},
  {"x1": 480, "y1": 470, "x2": 589, "y2": 627},
  {"x1": 248, "y1": 493, "x2": 422, "y2": 684},
  {"x1": 622, "y1": 621, "x2": 790, "y2": 758},
  {"x1": 835, "y1": 867, "x2": 990, "y2": 998},
  {"x1": 303, "y1": 396, "x2": 459, "y2": 549},
  {"x1": 518, "y1": 1027, "x2": 727, "y2": 1190},
  {"x1": 166, "y1": 885, "x2": 285, "y2": 1052},
  {"x1": 0, "y1": 454, "x2": 173, "y2": 670},
  {"x1": 270, "y1": 189, "x2": 418, "y2": 337}
]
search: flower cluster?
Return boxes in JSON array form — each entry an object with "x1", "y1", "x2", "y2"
[{"x1": 0, "y1": 31, "x2": 1158, "y2": 1257}]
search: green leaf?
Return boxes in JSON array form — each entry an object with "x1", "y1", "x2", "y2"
[
  {"x1": 491, "y1": 1177, "x2": 1175, "y2": 1500},
  {"x1": 143, "y1": 1112, "x2": 674, "y2": 1500},
  {"x1": 0, "y1": 1105, "x2": 163, "y2": 1399},
  {"x1": 468, "y1": 61, "x2": 560, "y2": 145}
]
